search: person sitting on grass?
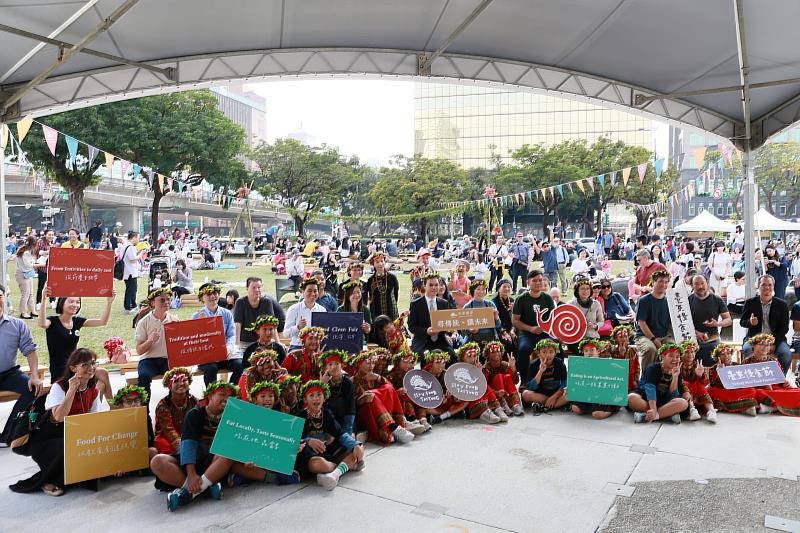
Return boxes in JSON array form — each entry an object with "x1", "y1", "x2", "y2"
[
  {"x1": 154, "y1": 368, "x2": 198, "y2": 455},
  {"x1": 150, "y1": 381, "x2": 237, "y2": 511},
  {"x1": 627, "y1": 343, "x2": 689, "y2": 424},
  {"x1": 521, "y1": 339, "x2": 568, "y2": 412},
  {"x1": 569, "y1": 339, "x2": 620, "y2": 420}
]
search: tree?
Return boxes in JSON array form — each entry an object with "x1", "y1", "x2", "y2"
[
  {"x1": 250, "y1": 138, "x2": 357, "y2": 237},
  {"x1": 753, "y1": 142, "x2": 800, "y2": 214},
  {"x1": 621, "y1": 164, "x2": 680, "y2": 234}
]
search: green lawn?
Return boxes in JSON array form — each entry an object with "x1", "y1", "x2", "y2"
[{"x1": 15, "y1": 258, "x2": 636, "y2": 369}]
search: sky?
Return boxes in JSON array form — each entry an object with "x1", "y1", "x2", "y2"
[{"x1": 248, "y1": 79, "x2": 415, "y2": 167}]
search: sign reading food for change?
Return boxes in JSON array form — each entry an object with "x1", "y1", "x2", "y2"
[
  {"x1": 210, "y1": 398, "x2": 303, "y2": 475},
  {"x1": 402, "y1": 369, "x2": 444, "y2": 408},
  {"x1": 164, "y1": 316, "x2": 227, "y2": 368},
  {"x1": 430, "y1": 307, "x2": 495, "y2": 333},
  {"x1": 311, "y1": 312, "x2": 362, "y2": 353},
  {"x1": 666, "y1": 285, "x2": 697, "y2": 343},
  {"x1": 47, "y1": 248, "x2": 114, "y2": 297},
  {"x1": 64, "y1": 407, "x2": 149, "y2": 484},
  {"x1": 566, "y1": 356, "x2": 629, "y2": 406},
  {"x1": 718, "y1": 360, "x2": 785, "y2": 389},
  {"x1": 443, "y1": 362, "x2": 488, "y2": 402}
]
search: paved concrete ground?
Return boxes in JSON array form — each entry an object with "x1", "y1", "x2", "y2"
[{"x1": 0, "y1": 371, "x2": 797, "y2": 533}]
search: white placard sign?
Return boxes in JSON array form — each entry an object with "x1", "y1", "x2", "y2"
[{"x1": 666, "y1": 285, "x2": 697, "y2": 343}]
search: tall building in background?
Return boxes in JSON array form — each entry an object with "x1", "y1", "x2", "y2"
[
  {"x1": 211, "y1": 85, "x2": 267, "y2": 168},
  {"x1": 414, "y1": 82, "x2": 655, "y2": 168}
]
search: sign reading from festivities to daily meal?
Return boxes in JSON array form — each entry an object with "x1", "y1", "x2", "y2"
[
  {"x1": 666, "y1": 285, "x2": 697, "y2": 343},
  {"x1": 47, "y1": 248, "x2": 114, "y2": 297},
  {"x1": 402, "y1": 369, "x2": 444, "y2": 409},
  {"x1": 210, "y1": 398, "x2": 304, "y2": 475},
  {"x1": 430, "y1": 307, "x2": 495, "y2": 333},
  {"x1": 566, "y1": 356, "x2": 629, "y2": 406},
  {"x1": 64, "y1": 407, "x2": 149, "y2": 484},
  {"x1": 718, "y1": 360, "x2": 785, "y2": 389},
  {"x1": 164, "y1": 316, "x2": 227, "y2": 368},
  {"x1": 443, "y1": 362, "x2": 488, "y2": 402},
  {"x1": 311, "y1": 312, "x2": 363, "y2": 353}
]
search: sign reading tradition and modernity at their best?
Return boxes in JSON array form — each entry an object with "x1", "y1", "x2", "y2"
[
  {"x1": 311, "y1": 312, "x2": 362, "y2": 353},
  {"x1": 718, "y1": 360, "x2": 786, "y2": 389},
  {"x1": 164, "y1": 316, "x2": 227, "y2": 368},
  {"x1": 210, "y1": 398, "x2": 303, "y2": 475},
  {"x1": 443, "y1": 363, "x2": 488, "y2": 402},
  {"x1": 402, "y1": 369, "x2": 444, "y2": 409},
  {"x1": 64, "y1": 407, "x2": 149, "y2": 484},
  {"x1": 430, "y1": 307, "x2": 495, "y2": 333},
  {"x1": 566, "y1": 356, "x2": 630, "y2": 406},
  {"x1": 47, "y1": 248, "x2": 114, "y2": 297},
  {"x1": 666, "y1": 285, "x2": 697, "y2": 343}
]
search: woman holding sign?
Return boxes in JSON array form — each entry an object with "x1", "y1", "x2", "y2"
[
  {"x1": 337, "y1": 281, "x2": 372, "y2": 340},
  {"x1": 38, "y1": 284, "x2": 115, "y2": 398},
  {"x1": 10, "y1": 348, "x2": 109, "y2": 497}
]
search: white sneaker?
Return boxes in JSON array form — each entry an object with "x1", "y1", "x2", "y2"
[
  {"x1": 743, "y1": 406, "x2": 757, "y2": 417},
  {"x1": 705, "y1": 409, "x2": 718, "y2": 424},
  {"x1": 480, "y1": 409, "x2": 501, "y2": 424},
  {"x1": 494, "y1": 407, "x2": 509, "y2": 422},
  {"x1": 391, "y1": 426, "x2": 415, "y2": 444},
  {"x1": 758, "y1": 403, "x2": 776, "y2": 414},
  {"x1": 502, "y1": 403, "x2": 513, "y2": 416},
  {"x1": 512, "y1": 403, "x2": 524, "y2": 416},
  {"x1": 316, "y1": 473, "x2": 339, "y2": 490},
  {"x1": 688, "y1": 407, "x2": 701, "y2": 421},
  {"x1": 355, "y1": 431, "x2": 369, "y2": 443},
  {"x1": 405, "y1": 421, "x2": 427, "y2": 435}
]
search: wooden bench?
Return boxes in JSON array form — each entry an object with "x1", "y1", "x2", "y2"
[
  {"x1": 179, "y1": 294, "x2": 203, "y2": 307},
  {"x1": 0, "y1": 368, "x2": 50, "y2": 402}
]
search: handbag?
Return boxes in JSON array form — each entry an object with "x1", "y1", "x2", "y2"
[{"x1": 8, "y1": 394, "x2": 49, "y2": 455}]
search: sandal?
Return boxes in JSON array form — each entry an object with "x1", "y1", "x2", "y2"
[{"x1": 41, "y1": 483, "x2": 64, "y2": 497}]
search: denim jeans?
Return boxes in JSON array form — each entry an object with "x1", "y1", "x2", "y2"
[
  {"x1": 517, "y1": 331, "x2": 553, "y2": 384},
  {"x1": 198, "y1": 359, "x2": 244, "y2": 386},
  {"x1": 137, "y1": 357, "x2": 170, "y2": 405},
  {"x1": 0, "y1": 366, "x2": 35, "y2": 442},
  {"x1": 697, "y1": 338, "x2": 720, "y2": 367},
  {"x1": 124, "y1": 276, "x2": 138, "y2": 311}
]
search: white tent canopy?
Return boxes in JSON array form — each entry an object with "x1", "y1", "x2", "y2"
[
  {"x1": 673, "y1": 210, "x2": 735, "y2": 233},
  {"x1": 753, "y1": 208, "x2": 800, "y2": 231}
]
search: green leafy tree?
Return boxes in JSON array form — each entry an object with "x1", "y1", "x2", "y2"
[{"x1": 753, "y1": 142, "x2": 800, "y2": 214}]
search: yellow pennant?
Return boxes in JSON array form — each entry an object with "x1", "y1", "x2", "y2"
[
  {"x1": 575, "y1": 179, "x2": 585, "y2": 193},
  {"x1": 622, "y1": 167, "x2": 631, "y2": 186},
  {"x1": 16, "y1": 117, "x2": 33, "y2": 144},
  {"x1": 158, "y1": 174, "x2": 165, "y2": 193},
  {"x1": 104, "y1": 153, "x2": 115, "y2": 176}
]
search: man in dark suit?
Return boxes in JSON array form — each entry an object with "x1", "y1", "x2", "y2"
[
  {"x1": 740, "y1": 274, "x2": 791, "y2": 374},
  {"x1": 407, "y1": 275, "x2": 456, "y2": 364}
]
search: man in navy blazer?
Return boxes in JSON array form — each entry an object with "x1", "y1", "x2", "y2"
[
  {"x1": 407, "y1": 275, "x2": 457, "y2": 364},
  {"x1": 740, "y1": 274, "x2": 791, "y2": 374}
]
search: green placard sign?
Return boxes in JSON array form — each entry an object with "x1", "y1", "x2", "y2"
[
  {"x1": 210, "y1": 398, "x2": 304, "y2": 475},
  {"x1": 566, "y1": 356, "x2": 629, "y2": 406}
]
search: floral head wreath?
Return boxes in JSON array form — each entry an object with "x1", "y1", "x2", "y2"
[
  {"x1": 421, "y1": 272, "x2": 440, "y2": 282},
  {"x1": 198, "y1": 283, "x2": 223, "y2": 297},
  {"x1": 482, "y1": 340, "x2": 505, "y2": 358},
  {"x1": 366, "y1": 251, "x2": 386, "y2": 265},
  {"x1": 657, "y1": 343, "x2": 683, "y2": 357},
  {"x1": 112, "y1": 385, "x2": 149, "y2": 406},
  {"x1": 245, "y1": 314, "x2": 280, "y2": 332},
  {"x1": 392, "y1": 349, "x2": 418, "y2": 365},
  {"x1": 346, "y1": 262, "x2": 365, "y2": 274},
  {"x1": 248, "y1": 349, "x2": 279, "y2": 367},
  {"x1": 370, "y1": 347, "x2": 392, "y2": 361},
  {"x1": 299, "y1": 326, "x2": 326, "y2": 343},
  {"x1": 317, "y1": 349, "x2": 348, "y2": 368},
  {"x1": 679, "y1": 339, "x2": 699, "y2": 352},
  {"x1": 423, "y1": 350, "x2": 450, "y2": 366},
  {"x1": 711, "y1": 343, "x2": 736, "y2": 361},
  {"x1": 340, "y1": 280, "x2": 362, "y2": 293},
  {"x1": 612, "y1": 325, "x2": 634, "y2": 339},
  {"x1": 649, "y1": 269, "x2": 671, "y2": 285},
  {"x1": 300, "y1": 379, "x2": 330, "y2": 400},
  {"x1": 298, "y1": 277, "x2": 319, "y2": 291},
  {"x1": 162, "y1": 367, "x2": 193, "y2": 388},
  {"x1": 573, "y1": 279, "x2": 593, "y2": 296},
  {"x1": 203, "y1": 381, "x2": 239, "y2": 399},
  {"x1": 749, "y1": 333, "x2": 775, "y2": 346},
  {"x1": 578, "y1": 338, "x2": 602, "y2": 352},
  {"x1": 277, "y1": 374, "x2": 301, "y2": 392},
  {"x1": 348, "y1": 350, "x2": 378, "y2": 368},
  {"x1": 146, "y1": 287, "x2": 172, "y2": 303},
  {"x1": 468, "y1": 279, "x2": 487, "y2": 295},
  {"x1": 534, "y1": 339, "x2": 559, "y2": 352},
  {"x1": 248, "y1": 381, "x2": 280, "y2": 400},
  {"x1": 456, "y1": 342, "x2": 481, "y2": 360}
]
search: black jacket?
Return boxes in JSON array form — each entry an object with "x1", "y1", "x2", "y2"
[
  {"x1": 739, "y1": 296, "x2": 790, "y2": 345},
  {"x1": 407, "y1": 295, "x2": 452, "y2": 354}
]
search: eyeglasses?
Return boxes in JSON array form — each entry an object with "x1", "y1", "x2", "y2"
[
  {"x1": 600, "y1": 285, "x2": 611, "y2": 289},
  {"x1": 78, "y1": 361, "x2": 98, "y2": 369}
]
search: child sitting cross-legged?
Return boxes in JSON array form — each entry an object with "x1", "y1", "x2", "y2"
[
  {"x1": 569, "y1": 339, "x2": 620, "y2": 420},
  {"x1": 521, "y1": 339, "x2": 569, "y2": 412},
  {"x1": 482, "y1": 341, "x2": 524, "y2": 417}
]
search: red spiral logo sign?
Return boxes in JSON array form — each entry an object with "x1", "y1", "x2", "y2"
[{"x1": 535, "y1": 304, "x2": 587, "y2": 344}]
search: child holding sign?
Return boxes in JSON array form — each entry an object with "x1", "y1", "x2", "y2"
[
  {"x1": 707, "y1": 344, "x2": 758, "y2": 416},
  {"x1": 154, "y1": 368, "x2": 198, "y2": 455},
  {"x1": 297, "y1": 380, "x2": 365, "y2": 490},
  {"x1": 238, "y1": 349, "x2": 285, "y2": 401},
  {"x1": 608, "y1": 325, "x2": 640, "y2": 392},
  {"x1": 522, "y1": 340, "x2": 568, "y2": 412},
  {"x1": 350, "y1": 351, "x2": 419, "y2": 444},
  {"x1": 319, "y1": 350, "x2": 356, "y2": 437},
  {"x1": 282, "y1": 326, "x2": 325, "y2": 383},
  {"x1": 628, "y1": 344, "x2": 689, "y2": 424},
  {"x1": 151, "y1": 381, "x2": 237, "y2": 511},
  {"x1": 678, "y1": 340, "x2": 717, "y2": 423},
  {"x1": 483, "y1": 341, "x2": 523, "y2": 417},
  {"x1": 388, "y1": 350, "x2": 431, "y2": 429},
  {"x1": 744, "y1": 334, "x2": 800, "y2": 416},
  {"x1": 569, "y1": 339, "x2": 619, "y2": 420},
  {"x1": 425, "y1": 350, "x2": 468, "y2": 425},
  {"x1": 457, "y1": 342, "x2": 505, "y2": 423}
]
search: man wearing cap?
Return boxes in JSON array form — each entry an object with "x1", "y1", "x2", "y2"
[
  {"x1": 533, "y1": 240, "x2": 559, "y2": 290},
  {"x1": 509, "y1": 232, "x2": 531, "y2": 293},
  {"x1": 409, "y1": 249, "x2": 435, "y2": 288},
  {"x1": 135, "y1": 287, "x2": 179, "y2": 402},
  {"x1": 192, "y1": 283, "x2": 241, "y2": 386}
]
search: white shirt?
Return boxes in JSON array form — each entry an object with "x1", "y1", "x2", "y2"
[
  {"x1": 726, "y1": 282, "x2": 745, "y2": 305},
  {"x1": 570, "y1": 258, "x2": 590, "y2": 275},
  {"x1": 45, "y1": 384, "x2": 109, "y2": 412},
  {"x1": 122, "y1": 242, "x2": 140, "y2": 279},
  {"x1": 286, "y1": 257, "x2": 305, "y2": 277},
  {"x1": 283, "y1": 300, "x2": 326, "y2": 346}
]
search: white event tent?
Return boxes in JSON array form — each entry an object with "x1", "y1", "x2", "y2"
[{"x1": 673, "y1": 210, "x2": 735, "y2": 233}]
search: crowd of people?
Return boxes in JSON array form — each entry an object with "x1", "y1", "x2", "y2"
[{"x1": 0, "y1": 221, "x2": 798, "y2": 508}]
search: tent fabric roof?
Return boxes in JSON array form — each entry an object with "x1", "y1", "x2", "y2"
[
  {"x1": 753, "y1": 208, "x2": 800, "y2": 231},
  {"x1": 673, "y1": 210, "x2": 735, "y2": 233},
  {"x1": 1, "y1": 0, "x2": 798, "y2": 146}
]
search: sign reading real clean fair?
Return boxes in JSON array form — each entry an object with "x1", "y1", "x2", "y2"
[
  {"x1": 566, "y1": 356, "x2": 629, "y2": 406},
  {"x1": 210, "y1": 398, "x2": 303, "y2": 475}
]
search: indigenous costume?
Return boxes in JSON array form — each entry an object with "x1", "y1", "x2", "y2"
[
  {"x1": 609, "y1": 325, "x2": 640, "y2": 392},
  {"x1": 154, "y1": 368, "x2": 198, "y2": 455},
  {"x1": 569, "y1": 339, "x2": 620, "y2": 416},
  {"x1": 526, "y1": 340, "x2": 568, "y2": 398},
  {"x1": 482, "y1": 341, "x2": 522, "y2": 415},
  {"x1": 387, "y1": 350, "x2": 428, "y2": 421},
  {"x1": 350, "y1": 351, "x2": 413, "y2": 444},
  {"x1": 633, "y1": 344, "x2": 685, "y2": 408},
  {"x1": 178, "y1": 382, "x2": 237, "y2": 477},
  {"x1": 238, "y1": 349, "x2": 282, "y2": 401},
  {"x1": 455, "y1": 343, "x2": 503, "y2": 422},
  {"x1": 385, "y1": 315, "x2": 410, "y2": 354},
  {"x1": 319, "y1": 350, "x2": 356, "y2": 434},
  {"x1": 366, "y1": 252, "x2": 400, "y2": 320},
  {"x1": 242, "y1": 315, "x2": 287, "y2": 365},
  {"x1": 371, "y1": 347, "x2": 392, "y2": 377},
  {"x1": 744, "y1": 334, "x2": 800, "y2": 417},
  {"x1": 707, "y1": 344, "x2": 759, "y2": 415},
  {"x1": 248, "y1": 381, "x2": 280, "y2": 408},
  {"x1": 282, "y1": 326, "x2": 325, "y2": 383},
  {"x1": 678, "y1": 340, "x2": 713, "y2": 408},
  {"x1": 277, "y1": 374, "x2": 302, "y2": 416}
]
